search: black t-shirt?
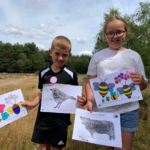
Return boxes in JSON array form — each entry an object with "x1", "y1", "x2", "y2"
[{"x1": 34, "y1": 65, "x2": 78, "y2": 130}]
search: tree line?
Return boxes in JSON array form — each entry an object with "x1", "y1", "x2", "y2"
[
  {"x1": 94, "y1": 2, "x2": 150, "y2": 79},
  {"x1": 0, "y1": 1, "x2": 150, "y2": 78},
  {"x1": 0, "y1": 42, "x2": 91, "y2": 74}
]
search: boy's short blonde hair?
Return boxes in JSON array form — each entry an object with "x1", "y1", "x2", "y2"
[
  {"x1": 103, "y1": 16, "x2": 128, "y2": 35},
  {"x1": 51, "y1": 36, "x2": 72, "y2": 52}
]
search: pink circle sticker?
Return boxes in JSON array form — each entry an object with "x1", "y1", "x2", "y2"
[
  {"x1": 50, "y1": 76, "x2": 57, "y2": 84},
  {"x1": 126, "y1": 68, "x2": 135, "y2": 76}
]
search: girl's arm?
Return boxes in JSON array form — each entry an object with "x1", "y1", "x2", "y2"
[
  {"x1": 85, "y1": 75, "x2": 97, "y2": 112},
  {"x1": 22, "y1": 90, "x2": 42, "y2": 110},
  {"x1": 130, "y1": 72, "x2": 148, "y2": 90}
]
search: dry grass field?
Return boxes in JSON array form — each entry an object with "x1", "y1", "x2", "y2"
[{"x1": 0, "y1": 74, "x2": 150, "y2": 150}]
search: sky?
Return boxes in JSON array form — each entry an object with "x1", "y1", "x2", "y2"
[{"x1": 0, "y1": 0, "x2": 148, "y2": 55}]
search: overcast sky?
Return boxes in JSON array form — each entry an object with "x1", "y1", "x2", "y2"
[{"x1": 0, "y1": 0, "x2": 148, "y2": 55}]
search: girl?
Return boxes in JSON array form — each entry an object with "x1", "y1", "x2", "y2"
[{"x1": 85, "y1": 16, "x2": 148, "y2": 150}]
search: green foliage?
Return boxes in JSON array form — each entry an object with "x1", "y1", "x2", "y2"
[
  {"x1": 0, "y1": 41, "x2": 91, "y2": 74},
  {"x1": 93, "y1": 8, "x2": 121, "y2": 53},
  {"x1": 66, "y1": 55, "x2": 91, "y2": 74},
  {"x1": 94, "y1": 2, "x2": 150, "y2": 78},
  {"x1": 140, "y1": 91, "x2": 148, "y2": 107},
  {"x1": 0, "y1": 41, "x2": 49, "y2": 73},
  {"x1": 34, "y1": 70, "x2": 40, "y2": 75}
]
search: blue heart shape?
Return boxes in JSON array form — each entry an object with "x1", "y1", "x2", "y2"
[{"x1": 1, "y1": 112, "x2": 9, "y2": 120}]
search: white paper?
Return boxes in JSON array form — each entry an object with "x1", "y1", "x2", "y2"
[
  {"x1": 72, "y1": 109, "x2": 122, "y2": 148},
  {"x1": 40, "y1": 84, "x2": 82, "y2": 114},
  {"x1": 0, "y1": 89, "x2": 27, "y2": 128},
  {"x1": 90, "y1": 69, "x2": 143, "y2": 109}
]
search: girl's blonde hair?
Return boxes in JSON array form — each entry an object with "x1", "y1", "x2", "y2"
[
  {"x1": 103, "y1": 16, "x2": 128, "y2": 34},
  {"x1": 51, "y1": 36, "x2": 71, "y2": 52}
]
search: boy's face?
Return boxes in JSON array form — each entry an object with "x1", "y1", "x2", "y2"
[{"x1": 49, "y1": 46, "x2": 71, "y2": 68}]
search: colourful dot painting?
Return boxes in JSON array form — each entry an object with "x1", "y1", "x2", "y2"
[
  {"x1": 126, "y1": 68, "x2": 135, "y2": 76},
  {"x1": 50, "y1": 76, "x2": 57, "y2": 84}
]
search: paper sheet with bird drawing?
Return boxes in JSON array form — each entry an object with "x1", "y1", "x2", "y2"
[
  {"x1": 40, "y1": 84, "x2": 82, "y2": 114},
  {"x1": 90, "y1": 68, "x2": 143, "y2": 109},
  {"x1": 72, "y1": 108, "x2": 122, "y2": 148},
  {"x1": 0, "y1": 89, "x2": 27, "y2": 128}
]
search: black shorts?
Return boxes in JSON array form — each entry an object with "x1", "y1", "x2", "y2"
[{"x1": 31, "y1": 126, "x2": 68, "y2": 148}]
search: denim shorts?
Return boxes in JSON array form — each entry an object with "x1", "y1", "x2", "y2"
[{"x1": 120, "y1": 109, "x2": 139, "y2": 132}]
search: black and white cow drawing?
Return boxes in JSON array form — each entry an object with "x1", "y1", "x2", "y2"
[{"x1": 80, "y1": 116, "x2": 115, "y2": 140}]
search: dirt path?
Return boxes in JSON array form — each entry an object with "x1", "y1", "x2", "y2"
[
  {"x1": 0, "y1": 75, "x2": 87, "y2": 87},
  {"x1": 0, "y1": 78, "x2": 38, "y2": 87}
]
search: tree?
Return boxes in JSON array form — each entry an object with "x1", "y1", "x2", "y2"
[
  {"x1": 0, "y1": 41, "x2": 5, "y2": 72},
  {"x1": 13, "y1": 53, "x2": 29, "y2": 73},
  {"x1": 93, "y1": 8, "x2": 121, "y2": 53},
  {"x1": 3, "y1": 43, "x2": 14, "y2": 72},
  {"x1": 93, "y1": 2, "x2": 150, "y2": 78}
]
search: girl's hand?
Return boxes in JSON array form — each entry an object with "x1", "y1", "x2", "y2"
[
  {"x1": 130, "y1": 72, "x2": 148, "y2": 90},
  {"x1": 22, "y1": 101, "x2": 35, "y2": 110},
  {"x1": 84, "y1": 100, "x2": 94, "y2": 113},
  {"x1": 77, "y1": 95, "x2": 86, "y2": 108},
  {"x1": 130, "y1": 72, "x2": 145, "y2": 85}
]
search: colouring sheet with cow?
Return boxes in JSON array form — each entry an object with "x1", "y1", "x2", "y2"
[
  {"x1": 40, "y1": 84, "x2": 82, "y2": 114},
  {"x1": 90, "y1": 68, "x2": 143, "y2": 109},
  {"x1": 72, "y1": 109, "x2": 122, "y2": 148},
  {"x1": 0, "y1": 89, "x2": 27, "y2": 128}
]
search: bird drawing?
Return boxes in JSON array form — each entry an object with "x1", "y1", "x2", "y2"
[{"x1": 50, "y1": 88, "x2": 76, "y2": 108}]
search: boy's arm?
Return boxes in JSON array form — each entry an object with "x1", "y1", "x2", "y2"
[
  {"x1": 77, "y1": 93, "x2": 86, "y2": 108},
  {"x1": 22, "y1": 90, "x2": 42, "y2": 110},
  {"x1": 84, "y1": 75, "x2": 97, "y2": 112}
]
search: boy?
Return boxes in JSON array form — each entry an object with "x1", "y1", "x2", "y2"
[{"x1": 22, "y1": 36, "x2": 86, "y2": 150}]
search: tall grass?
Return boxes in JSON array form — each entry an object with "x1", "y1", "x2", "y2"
[{"x1": 0, "y1": 75, "x2": 150, "y2": 150}]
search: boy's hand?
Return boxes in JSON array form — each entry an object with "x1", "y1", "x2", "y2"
[
  {"x1": 22, "y1": 101, "x2": 35, "y2": 110},
  {"x1": 84, "y1": 100, "x2": 94, "y2": 113},
  {"x1": 77, "y1": 95, "x2": 86, "y2": 108},
  {"x1": 130, "y1": 72, "x2": 145, "y2": 85}
]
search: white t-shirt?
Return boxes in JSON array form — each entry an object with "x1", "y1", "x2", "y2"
[{"x1": 87, "y1": 48, "x2": 148, "y2": 114}]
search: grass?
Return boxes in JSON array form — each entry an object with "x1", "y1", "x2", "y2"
[
  {"x1": 77, "y1": 73, "x2": 87, "y2": 75},
  {"x1": 0, "y1": 77, "x2": 6, "y2": 80},
  {"x1": 0, "y1": 75, "x2": 150, "y2": 150}
]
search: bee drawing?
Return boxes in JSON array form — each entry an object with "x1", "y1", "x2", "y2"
[
  {"x1": 110, "y1": 92, "x2": 119, "y2": 100},
  {"x1": 106, "y1": 96, "x2": 111, "y2": 101},
  {"x1": 93, "y1": 78, "x2": 115, "y2": 98},
  {"x1": 102, "y1": 99, "x2": 105, "y2": 102},
  {"x1": 117, "y1": 83, "x2": 136, "y2": 98},
  {"x1": 7, "y1": 102, "x2": 23, "y2": 114}
]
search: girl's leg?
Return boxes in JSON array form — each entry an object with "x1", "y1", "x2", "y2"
[
  {"x1": 39, "y1": 144, "x2": 51, "y2": 150},
  {"x1": 114, "y1": 130, "x2": 134, "y2": 150},
  {"x1": 52, "y1": 148, "x2": 63, "y2": 150},
  {"x1": 103, "y1": 146, "x2": 114, "y2": 150},
  {"x1": 103, "y1": 130, "x2": 134, "y2": 150}
]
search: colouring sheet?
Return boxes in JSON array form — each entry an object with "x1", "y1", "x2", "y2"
[
  {"x1": 72, "y1": 109, "x2": 122, "y2": 148},
  {"x1": 90, "y1": 68, "x2": 143, "y2": 109},
  {"x1": 0, "y1": 89, "x2": 27, "y2": 128},
  {"x1": 40, "y1": 84, "x2": 82, "y2": 114}
]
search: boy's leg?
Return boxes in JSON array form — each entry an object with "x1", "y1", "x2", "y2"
[
  {"x1": 39, "y1": 144, "x2": 51, "y2": 150},
  {"x1": 50, "y1": 126, "x2": 68, "y2": 149},
  {"x1": 31, "y1": 128, "x2": 52, "y2": 150}
]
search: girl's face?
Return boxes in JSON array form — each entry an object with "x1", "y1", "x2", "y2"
[{"x1": 105, "y1": 20, "x2": 126, "y2": 50}]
